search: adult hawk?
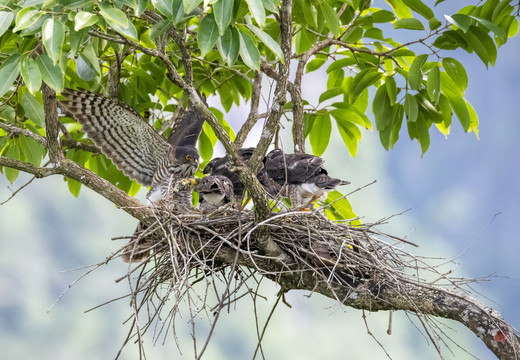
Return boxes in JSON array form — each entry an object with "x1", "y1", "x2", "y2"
[
  {"x1": 263, "y1": 149, "x2": 350, "y2": 208},
  {"x1": 203, "y1": 147, "x2": 280, "y2": 200},
  {"x1": 61, "y1": 89, "x2": 205, "y2": 261},
  {"x1": 197, "y1": 175, "x2": 234, "y2": 213}
]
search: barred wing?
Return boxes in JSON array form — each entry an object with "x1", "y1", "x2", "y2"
[{"x1": 61, "y1": 89, "x2": 168, "y2": 186}]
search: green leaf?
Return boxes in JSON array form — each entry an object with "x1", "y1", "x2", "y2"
[
  {"x1": 348, "y1": 68, "x2": 382, "y2": 104},
  {"x1": 4, "y1": 144, "x2": 20, "y2": 183},
  {"x1": 309, "y1": 114, "x2": 331, "y2": 156},
  {"x1": 325, "y1": 190, "x2": 358, "y2": 223},
  {"x1": 402, "y1": 0, "x2": 434, "y2": 19},
  {"x1": 74, "y1": 11, "x2": 98, "y2": 31},
  {"x1": 0, "y1": 11, "x2": 14, "y2": 38},
  {"x1": 246, "y1": 0, "x2": 266, "y2": 27},
  {"x1": 19, "y1": 135, "x2": 45, "y2": 166},
  {"x1": 408, "y1": 54, "x2": 427, "y2": 90},
  {"x1": 416, "y1": 115, "x2": 430, "y2": 155},
  {"x1": 371, "y1": 10, "x2": 395, "y2": 23},
  {"x1": 214, "y1": 0, "x2": 234, "y2": 35},
  {"x1": 306, "y1": 57, "x2": 326, "y2": 73},
  {"x1": 184, "y1": 0, "x2": 203, "y2": 14},
  {"x1": 319, "y1": 88, "x2": 343, "y2": 103},
  {"x1": 317, "y1": 1, "x2": 340, "y2": 37},
  {"x1": 336, "y1": 119, "x2": 361, "y2": 157},
  {"x1": 445, "y1": 13, "x2": 471, "y2": 32},
  {"x1": 20, "y1": 57, "x2": 42, "y2": 95},
  {"x1": 80, "y1": 43, "x2": 101, "y2": 76},
  {"x1": 372, "y1": 85, "x2": 393, "y2": 131},
  {"x1": 246, "y1": 24, "x2": 284, "y2": 61},
  {"x1": 149, "y1": 19, "x2": 174, "y2": 41},
  {"x1": 35, "y1": 53, "x2": 64, "y2": 92},
  {"x1": 385, "y1": 0, "x2": 413, "y2": 19},
  {"x1": 198, "y1": 14, "x2": 219, "y2": 56},
  {"x1": 461, "y1": 25, "x2": 496, "y2": 67},
  {"x1": 428, "y1": 17, "x2": 442, "y2": 31},
  {"x1": 394, "y1": 18, "x2": 424, "y2": 30},
  {"x1": 217, "y1": 26, "x2": 240, "y2": 65},
  {"x1": 13, "y1": 8, "x2": 42, "y2": 32},
  {"x1": 22, "y1": 93, "x2": 45, "y2": 127},
  {"x1": 442, "y1": 57, "x2": 467, "y2": 91},
  {"x1": 99, "y1": 8, "x2": 129, "y2": 27},
  {"x1": 385, "y1": 76, "x2": 397, "y2": 105},
  {"x1": 238, "y1": 30, "x2": 260, "y2": 70},
  {"x1": 471, "y1": 15, "x2": 507, "y2": 41},
  {"x1": 42, "y1": 18, "x2": 65, "y2": 64},
  {"x1": 330, "y1": 105, "x2": 371, "y2": 130},
  {"x1": 326, "y1": 57, "x2": 357, "y2": 73},
  {"x1": 465, "y1": 99, "x2": 479, "y2": 138},
  {"x1": 152, "y1": 0, "x2": 174, "y2": 18},
  {"x1": 404, "y1": 93, "x2": 418, "y2": 122},
  {"x1": 440, "y1": 72, "x2": 470, "y2": 131},
  {"x1": 67, "y1": 178, "x2": 82, "y2": 197},
  {"x1": 0, "y1": 54, "x2": 21, "y2": 99},
  {"x1": 426, "y1": 65, "x2": 440, "y2": 103}
]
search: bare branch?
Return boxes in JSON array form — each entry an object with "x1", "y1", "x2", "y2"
[
  {"x1": 235, "y1": 72, "x2": 263, "y2": 147},
  {"x1": 0, "y1": 121, "x2": 47, "y2": 146}
]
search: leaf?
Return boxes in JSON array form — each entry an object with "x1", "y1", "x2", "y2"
[
  {"x1": 198, "y1": 14, "x2": 219, "y2": 56},
  {"x1": 22, "y1": 93, "x2": 45, "y2": 127},
  {"x1": 440, "y1": 72, "x2": 470, "y2": 131},
  {"x1": 306, "y1": 57, "x2": 326, "y2": 73},
  {"x1": 42, "y1": 18, "x2": 65, "y2": 64},
  {"x1": 317, "y1": 1, "x2": 340, "y2": 37},
  {"x1": 371, "y1": 10, "x2": 395, "y2": 23},
  {"x1": 20, "y1": 57, "x2": 42, "y2": 95},
  {"x1": 99, "y1": 8, "x2": 129, "y2": 28},
  {"x1": 330, "y1": 105, "x2": 371, "y2": 130},
  {"x1": 246, "y1": 0, "x2": 266, "y2": 27},
  {"x1": 394, "y1": 18, "x2": 424, "y2": 30},
  {"x1": 184, "y1": 0, "x2": 203, "y2": 14},
  {"x1": 445, "y1": 14, "x2": 471, "y2": 32},
  {"x1": 309, "y1": 114, "x2": 331, "y2": 156},
  {"x1": 442, "y1": 57, "x2": 468, "y2": 91},
  {"x1": 319, "y1": 88, "x2": 343, "y2": 103},
  {"x1": 4, "y1": 144, "x2": 20, "y2": 183},
  {"x1": 348, "y1": 68, "x2": 382, "y2": 104},
  {"x1": 408, "y1": 54, "x2": 427, "y2": 90},
  {"x1": 0, "y1": 11, "x2": 14, "y2": 38},
  {"x1": 465, "y1": 99, "x2": 479, "y2": 138},
  {"x1": 428, "y1": 17, "x2": 442, "y2": 31},
  {"x1": 149, "y1": 19, "x2": 173, "y2": 41},
  {"x1": 19, "y1": 135, "x2": 45, "y2": 166},
  {"x1": 213, "y1": 0, "x2": 234, "y2": 35},
  {"x1": 13, "y1": 8, "x2": 42, "y2": 32},
  {"x1": 67, "y1": 178, "x2": 82, "y2": 197},
  {"x1": 80, "y1": 43, "x2": 101, "y2": 76},
  {"x1": 152, "y1": 0, "x2": 174, "y2": 18},
  {"x1": 239, "y1": 30, "x2": 260, "y2": 70},
  {"x1": 385, "y1": 0, "x2": 413, "y2": 19},
  {"x1": 246, "y1": 24, "x2": 284, "y2": 61},
  {"x1": 416, "y1": 115, "x2": 430, "y2": 155},
  {"x1": 460, "y1": 25, "x2": 496, "y2": 67},
  {"x1": 76, "y1": 55, "x2": 97, "y2": 81},
  {"x1": 74, "y1": 11, "x2": 98, "y2": 31},
  {"x1": 372, "y1": 85, "x2": 393, "y2": 131},
  {"x1": 217, "y1": 26, "x2": 240, "y2": 65},
  {"x1": 402, "y1": 0, "x2": 434, "y2": 19},
  {"x1": 326, "y1": 57, "x2": 357, "y2": 73},
  {"x1": 404, "y1": 93, "x2": 418, "y2": 122},
  {"x1": 0, "y1": 54, "x2": 20, "y2": 99},
  {"x1": 35, "y1": 53, "x2": 64, "y2": 92},
  {"x1": 336, "y1": 119, "x2": 361, "y2": 157},
  {"x1": 385, "y1": 76, "x2": 397, "y2": 105},
  {"x1": 426, "y1": 65, "x2": 440, "y2": 103}
]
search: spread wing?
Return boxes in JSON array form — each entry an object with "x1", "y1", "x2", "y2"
[{"x1": 61, "y1": 88, "x2": 169, "y2": 186}]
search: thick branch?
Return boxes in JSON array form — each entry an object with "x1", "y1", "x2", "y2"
[
  {"x1": 41, "y1": 83, "x2": 63, "y2": 162},
  {"x1": 0, "y1": 122, "x2": 47, "y2": 146}
]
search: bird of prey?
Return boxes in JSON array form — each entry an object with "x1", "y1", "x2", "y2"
[
  {"x1": 61, "y1": 88, "x2": 205, "y2": 261},
  {"x1": 203, "y1": 147, "x2": 280, "y2": 200},
  {"x1": 263, "y1": 149, "x2": 350, "y2": 209},
  {"x1": 197, "y1": 175, "x2": 234, "y2": 213}
]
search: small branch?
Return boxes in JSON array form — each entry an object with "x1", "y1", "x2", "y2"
[
  {"x1": 235, "y1": 72, "x2": 263, "y2": 147},
  {"x1": 0, "y1": 122, "x2": 47, "y2": 146}
]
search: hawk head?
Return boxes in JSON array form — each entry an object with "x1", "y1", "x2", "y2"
[{"x1": 165, "y1": 145, "x2": 199, "y2": 177}]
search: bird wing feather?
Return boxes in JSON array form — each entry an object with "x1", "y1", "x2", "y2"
[{"x1": 61, "y1": 89, "x2": 168, "y2": 186}]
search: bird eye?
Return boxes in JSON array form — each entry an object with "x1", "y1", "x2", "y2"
[{"x1": 186, "y1": 155, "x2": 191, "y2": 160}]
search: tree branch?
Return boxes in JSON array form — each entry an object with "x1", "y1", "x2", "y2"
[
  {"x1": 0, "y1": 122, "x2": 47, "y2": 146},
  {"x1": 42, "y1": 83, "x2": 63, "y2": 162},
  {"x1": 235, "y1": 71, "x2": 263, "y2": 147}
]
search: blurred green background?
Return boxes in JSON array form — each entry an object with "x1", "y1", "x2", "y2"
[{"x1": 2, "y1": 11, "x2": 520, "y2": 360}]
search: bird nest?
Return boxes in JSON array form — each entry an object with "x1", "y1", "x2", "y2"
[{"x1": 106, "y1": 205, "x2": 452, "y2": 357}]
